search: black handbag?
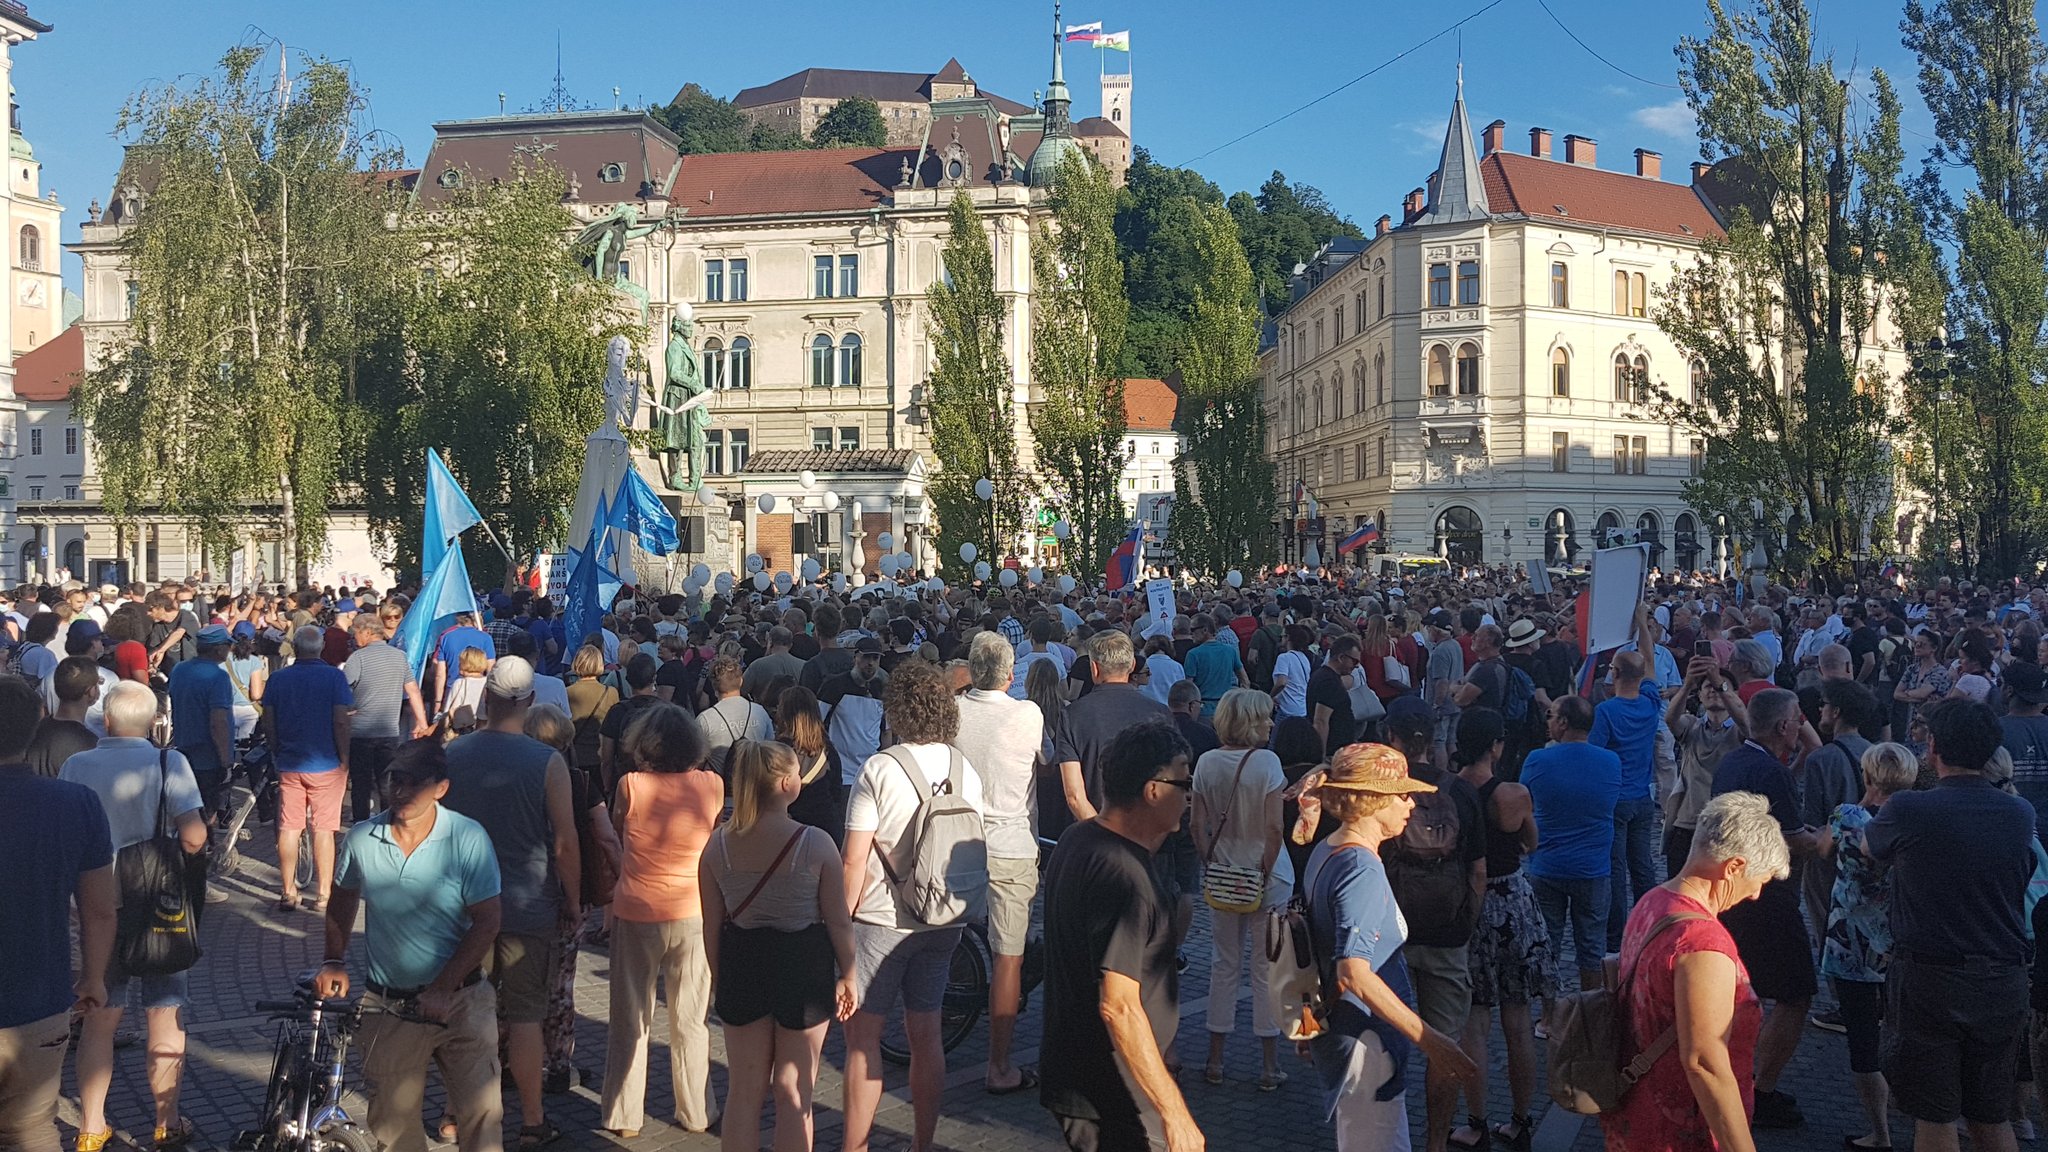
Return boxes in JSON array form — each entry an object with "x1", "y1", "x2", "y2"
[{"x1": 114, "y1": 748, "x2": 204, "y2": 977}]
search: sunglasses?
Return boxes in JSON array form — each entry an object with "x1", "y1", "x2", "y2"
[{"x1": 1149, "y1": 775, "x2": 1194, "y2": 791}]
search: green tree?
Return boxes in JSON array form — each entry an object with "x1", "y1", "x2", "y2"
[
  {"x1": 925, "y1": 191, "x2": 1027, "y2": 577},
  {"x1": 1233, "y1": 172, "x2": 1365, "y2": 317},
  {"x1": 1115, "y1": 147, "x2": 1226, "y2": 377},
  {"x1": 812, "y1": 96, "x2": 888, "y2": 149},
  {"x1": 652, "y1": 83, "x2": 750, "y2": 153},
  {"x1": 74, "y1": 46, "x2": 407, "y2": 582},
  {"x1": 1169, "y1": 199, "x2": 1274, "y2": 578},
  {"x1": 1653, "y1": 0, "x2": 1934, "y2": 578},
  {"x1": 1900, "y1": 0, "x2": 2048, "y2": 576},
  {"x1": 1030, "y1": 152, "x2": 1131, "y2": 578},
  {"x1": 350, "y1": 164, "x2": 631, "y2": 578}
]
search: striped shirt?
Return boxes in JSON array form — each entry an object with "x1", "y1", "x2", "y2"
[{"x1": 344, "y1": 641, "x2": 416, "y2": 739}]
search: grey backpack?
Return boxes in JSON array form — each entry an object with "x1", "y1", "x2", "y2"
[{"x1": 875, "y1": 746, "x2": 988, "y2": 928}]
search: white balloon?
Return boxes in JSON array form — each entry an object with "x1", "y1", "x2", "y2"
[
  {"x1": 1226, "y1": 569, "x2": 1243, "y2": 588},
  {"x1": 757, "y1": 493, "x2": 778, "y2": 515},
  {"x1": 714, "y1": 572, "x2": 735, "y2": 594},
  {"x1": 927, "y1": 577, "x2": 946, "y2": 593},
  {"x1": 974, "y1": 477, "x2": 994, "y2": 501},
  {"x1": 831, "y1": 572, "x2": 848, "y2": 593},
  {"x1": 695, "y1": 485, "x2": 717, "y2": 506},
  {"x1": 1053, "y1": 519, "x2": 1071, "y2": 540},
  {"x1": 690, "y1": 562, "x2": 711, "y2": 585},
  {"x1": 753, "y1": 570, "x2": 772, "y2": 591},
  {"x1": 822, "y1": 492, "x2": 842, "y2": 511},
  {"x1": 959, "y1": 542, "x2": 978, "y2": 563},
  {"x1": 877, "y1": 553, "x2": 897, "y2": 576},
  {"x1": 745, "y1": 553, "x2": 764, "y2": 574},
  {"x1": 897, "y1": 550, "x2": 915, "y2": 572},
  {"x1": 774, "y1": 571, "x2": 793, "y2": 593},
  {"x1": 974, "y1": 561, "x2": 991, "y2": 581},
  {"x1": 798, "y1": 470, "x2": 818, "y2": 491},
  {"x1": 1027, "y1": 566, "x2": 1044, "y2": 586},
  {"x1": 800, "y1": 557, "x2": 821, "y2": 581},
  {"x1": 999, "y1": 568, "x2": 1019, "y2": 588},
  {"x1": 878, "y1": 531, "x2": 895, "y2": 552},
  {"x1": 1057, "y1": 574, "x2": 1076, "y2": 594}
]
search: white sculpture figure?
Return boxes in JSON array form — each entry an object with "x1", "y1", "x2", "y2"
[{"x1": 597, "y1": 335, "x2": 636, "y2": 442}]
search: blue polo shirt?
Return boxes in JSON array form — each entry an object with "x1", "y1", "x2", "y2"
[
  {"x1": 0, "y1": 767, "x2": 113, "y2": 1027},
  {"x1": 167, "y1": 658, "x2": 235, "y2": 773},
  {"x1": 436, "y1": 626, "x2": 494, "y2": 675},
  {"x1": 334, "y1": 804, "x2": 501, "y2": 990},
  {"x1": 266, "y1": 661, "x2": 354, "y2": 774},
  {"x1": 1182, "y1": 638, "x2": 1245, "y2": 718}
]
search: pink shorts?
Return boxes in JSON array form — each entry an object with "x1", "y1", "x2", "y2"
[{"x1": 278, "y1": 769, "x2": 346, "y2": 832}]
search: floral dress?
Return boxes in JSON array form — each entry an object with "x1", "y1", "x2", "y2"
[{"x1": 1821, "y1": 804, "x2": 1890, "y2": 984}]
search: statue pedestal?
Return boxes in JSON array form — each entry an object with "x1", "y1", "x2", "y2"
[{"x1": 570, "y1": 433, "x2": 632, "y2": 555}]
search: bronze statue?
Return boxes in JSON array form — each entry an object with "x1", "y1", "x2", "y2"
[
  {"x1": 659, "y1": 305, "x2": 708, "y2": 489},
  {"x1": 573, "y1": 203, "x2": 662, "y2": 316}
]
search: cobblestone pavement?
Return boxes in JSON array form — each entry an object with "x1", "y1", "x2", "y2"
[{"x1": 54, "y1": 833, "x2": 1993, "y2": 1151}]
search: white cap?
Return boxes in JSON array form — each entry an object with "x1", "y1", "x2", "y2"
[{"x1": 484, "y1": 655, "x2": 536, "y2": 700}]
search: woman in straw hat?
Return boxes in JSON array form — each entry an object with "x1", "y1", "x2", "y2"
[{"x1": 1299, "y1": 743, "x2": 1479, "y2": 1149}]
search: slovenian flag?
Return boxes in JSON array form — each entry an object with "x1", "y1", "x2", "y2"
[
  {"x1": 1105, "y1": 523, "x2": 1143, "y2": 591},
  {"x1": 1098, "y1": 30, "x2": 1131, "y2": 50},
  {"x1": 1064, "y1": 21, "x2": 1103, "y2": 41},
  {"x1": 1337, "y1": 521, "x2": 1380, "y2": 554}
]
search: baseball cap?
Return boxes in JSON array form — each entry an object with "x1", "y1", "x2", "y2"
[
  {"x1": 1385, "y1": 695, "x2": 1434, "y2": 735},
  {"x1": 2007, "y1": 661, "x2": 2048, "y2": 706},
  {"x1": 484, "y1": 655, "x2": 536, "y2": 700},
  {"x1": 231, "y1": 621, "x2": 256, "y2": 640},
  {"x1": 196, "y1": 624, "x2": 231, "y2": 646},
  {"x1": 1316, "y1": 743, "x2": 1438, "y2": 796},
  {"x1": 854, "y1": 636, "x2": 884, "y2": 655},
  {"x1": 1425, "y1": 608, "x2": 1454, "y2": 629},
  {"x1": 333, "y1": 598, "x2": 358, "y2": 614}
]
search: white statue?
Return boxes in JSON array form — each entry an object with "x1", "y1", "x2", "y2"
[{"x1": 597, "y1": 335, "x2": 636, "y2": 442}]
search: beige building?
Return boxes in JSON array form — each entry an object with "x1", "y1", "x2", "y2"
[
  {"x1": 726, "y1": 59, "x2": 1032, "y2": 148},
  {"x1": 1263, "y1": 79, "x2": 1908, "y2": 573}
]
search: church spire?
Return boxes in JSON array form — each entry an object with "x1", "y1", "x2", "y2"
[
  {"x1": 1027, "y1": 0, "x2": 1079, "y2": 187},
  {"x1": 1044, "y1": 0, "x2": 1071, "y2": 132},
  {"x1": 1424, "y1": 65, "x2": 1489, "y2": 223}
]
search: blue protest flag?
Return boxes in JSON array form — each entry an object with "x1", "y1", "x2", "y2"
[
  {"x1": 423, "y1": 449, "x2": 484, "y2": 576},
  {"x1": 398, "y1": 540, "x2": 475, "y2": 681},
  {"x1": 612, "y1": 468, "x2": 680, "y2": 557}
]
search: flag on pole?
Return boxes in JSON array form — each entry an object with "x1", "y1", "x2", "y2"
[
  {"x1": 1097, "y1": 30, "x2": 1130, "y2": 50},
  {"x1": 422, "y1": 448, "x2": 482, "y2": 576},
  {"x1": 1105, "y1": 523, "x2": 1144, "y2": 591},
  {"x1": 561, "y1": 519, "x2": 605, "y2": 665},
  {"x1": 610, "y1": 468, "x2": 680, "y2": 556},
  {"x1": 1063, "y1": 21, "x2": 1103, "y2": 41},
  {"x1": 397, "y1": 542, "x2": 475, "y2": 681},
  {"x1": 1336, "y1": 520, "x2": 1380, "y2": 554}
]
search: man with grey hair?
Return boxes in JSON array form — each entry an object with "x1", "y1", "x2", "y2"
[
  {"x1": 1054, "y1": 630, "x2": 1165, "y2": 829},
  {"x1": 1729, "y1": 639, "x2": 1777, "y2": 702},
  {"x1": 1746, "y1": 606, "x2": 1784, "y2": 668},
  {"x1": 952, "y1": 631, "x2": 1045, "y2": 1094},
  {"x1": 265, "y1": 624, "x2": 354, "y2": 910},
  {"x1": 1710, "y1": 686, "x2": 1822, "y2": 1129}
]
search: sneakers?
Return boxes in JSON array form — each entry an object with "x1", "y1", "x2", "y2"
[
  {"x1": 1810, "y1": 1008, "x2": 1848, "y2": 1034},
  {"x1": 1753, "y1": 1089, "x2": 1804, "y2": 1129}
]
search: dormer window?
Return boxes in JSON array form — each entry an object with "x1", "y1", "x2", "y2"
[
  {"x1": 598, "y1": 163, "x2": 625, "y2": 183},
  {"x1": 437, "y1": 167, "x2": 461, "y2": 189}
]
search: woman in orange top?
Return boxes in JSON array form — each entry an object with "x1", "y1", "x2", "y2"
[{"x1": 599, "y1": 703, "x2": 728, "y2": 1138}]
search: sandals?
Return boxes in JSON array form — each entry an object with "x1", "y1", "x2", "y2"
[
  {"x1": 984, "y1": 1067, "x2": 1039, "y2": 1096},
  {"x1": 1493, "y1": 1114, "x2": 1534, "y2": 1152},
  {"x1": 1448, "y1": 1115, "x2": 1491, "y2": 1151},
  {"x1": 517, "y1": 1122, "x2": 561, "y2": 1150},
  {"x1": 75, "y1": 1130, "x2": 113, "y2": 1152},
  {"x1": 276, "y1": 894, "x2": 300, "y2": 912},
  {"x1": 1257, "y1": 1069, "x2": 1289, "y2": 1092},
  {"x1": 155, "y1": 1118, "x2": 197, "y2": 1148}
]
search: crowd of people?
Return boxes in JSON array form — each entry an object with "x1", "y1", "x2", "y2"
[{"x1": 0, "y1": 562, "x2": 2044, "y2": 1152}]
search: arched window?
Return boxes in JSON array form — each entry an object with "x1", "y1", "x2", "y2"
[
  {"x1": 1551, "y1": 348, "x2": 1571, "y2": 397},
  {"x1": 1546, "y1": 509, "x2": 1578, "y2": 565},
  {"x1": 1427, "y1": 346, "x2": 1451, "y2": 397},
  {"x1": 1375, "y1": 351, "x2": 1386, "y2": 406},
  {"x1": 1331, "y1": 373, "x2": 1343, "y2": 419},
  {"x1": 1455, "y1": 342, "x2": 1481, "y2": 396},
  {"x1": 1434, "y1": 505, "x2": 1484, "y2": 564},
  {"x1": 1613, "y1": 353, "x2": 1635, "y2": 402},
  {"x1": 1675, "y1": 512, "x2": 1701, "y2": 571},
  {"x1": 838, "y1": 333, "x2": 863, "y2": 387},
  {"x1": 1596, "y1": 510, "x2": 1624, "y2": 546},
  {"x1": 1689, "y1": 358, "x2": 1707, "y2": 405},
  {"x1": 1292, "y1": 389, "x2": 1304, "y2": 437},
  {"x1": 701, "y1": 337, "x2": 726, "y2": 390},
  {"x1": 728, "y1": 337, "x2": 752, "y2": 390},
  {"x1": 1632, "y1": 354, "x2": 1649, "y2": 402},
  {"x1": 1315, "y1": 379, "x2": 1325, "y2": 424},
  {"x1": 1351, "y1": 362, "x2": 1364, "y2": 414},
  {"x1": 62, "y1": 539, "x2": 82, "y2": 578},
  {"x1": 19, "y1": 224, "x2": 39, "y2": 270},
  {"x1": 1636, "y1": 511, "x2": 1662, "y2": 559},
  {"x1": 810, "y1": 334, "x2": 833, "y2": 387},
  {"x1": 18, "y1": 542, "x2": 31, "y2": 582}
]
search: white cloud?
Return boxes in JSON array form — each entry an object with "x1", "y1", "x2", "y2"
[{"x1": 1633, "y1": 99, "x2": 1696, "y2": 138}]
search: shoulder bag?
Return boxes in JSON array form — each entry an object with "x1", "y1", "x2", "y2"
[
  {"x1": 1546, "y1": 911, "x2": 1709, "y2": 1115},
  {"x1": 1201, "y1": 751, "x2": 1269, "y2": 914},
  {"x1": 115, "y1": 748, "x2": 205, "y2": 977}
]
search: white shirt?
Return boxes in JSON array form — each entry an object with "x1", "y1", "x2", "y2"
[
  {"x1": 1142, "y1": 653, "x2": 1185, "y2": 706},
  {"x1": 1010, "y1": 647, "x2": 1071, "y2": 700},
  {"x1": 42, "y1": 663, "x2": 119, "y2": 736},
  {"x1": 60, "y1": 738, "x2": 204, "y2": 852},
  {"x1": 1191, "y1": 746, "x2": 1294, "y2": 903},
  {"x1": 1272, "y1": 650, "x2": 1312, "y2": 718},
  {"x1": 844, "y1": 742, "x2": 985, "y2": 927},
  {"x1": 530, "y1": 675, "x2": 569, "y2": 718},
  {"x1": 951, "y1": 689, "x2": 1044, "y2": 860}
]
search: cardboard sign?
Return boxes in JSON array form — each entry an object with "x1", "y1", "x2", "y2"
[
  {"x1": 1144, "y1": 578, "x2": 1176, "y2": 635},
  {"x1": 1586, "y1": 544, "x2": 1651, "y2": 656}
]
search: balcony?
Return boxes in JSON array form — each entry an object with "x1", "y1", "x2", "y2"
[
  {"x1": 1418, "y1": 393, "x2": 1487, "y2": 419},
  {"x1": 1421, "y1": 305, "x2": 1483, "y2": 330}
]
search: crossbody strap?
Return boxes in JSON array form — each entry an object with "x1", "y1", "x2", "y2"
[
  {"x1": 726, "y1": 827, "x2": 807, "y2": 925},
  {"x1": 1202, "y1": 750, "x2": 1257, "y2": 866},
  {"x1": 156, "y1": 746, "x2": 172, "y2": 839},
  {"x1": 1615, "y1": 911, "x2": 1712, "y2": 1085},
  {"x1": 799, "y1": 749, "x2": 830, "y2": 787}
]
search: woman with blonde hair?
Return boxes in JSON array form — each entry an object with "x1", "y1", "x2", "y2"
[
  {"x1": 564, "y1": 644, "x2": 619, "y2": 779},
  {"x1": 701, "y1": 740, "x2": 857, "y2": 1152},
  {"x1": 437, "y1": 645, "x2": 489, "y2": 733},
  {"x1": 1193, "y1": 687, "x2": 1294, "y2": 1089},
  {"x1": 601, "y1": 704, "x2": 725, "y2": 1138}
]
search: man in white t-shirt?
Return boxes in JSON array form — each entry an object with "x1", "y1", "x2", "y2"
[
  {"x1": 840, "y1": 659, "x2": 986, "y2": 1152},
  {"x1": 951, "y1": 632, "x2": 1045, "y2": 1095}
]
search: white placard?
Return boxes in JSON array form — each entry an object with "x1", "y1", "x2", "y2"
[
  {"x1": 1525, "y1": 561, "x2": 1552, "y2": 597},
  {"x1": 538, "y1": 552, "x2": 571, "y2": 599},
  {"x1": 1585, "y1": 544, "x2": 1650, "y2": 656},
  {"x1": 1144, "y1": 578, "x2": 1176, "y2": 635}
]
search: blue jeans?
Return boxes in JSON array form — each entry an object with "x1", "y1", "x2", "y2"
[
  {"x1": 1529, "y1": 873, "x2": 1609, "y2": 989},
  {"x1": 1606, "y1": 795, "x2": 1659, "y2": 951}
]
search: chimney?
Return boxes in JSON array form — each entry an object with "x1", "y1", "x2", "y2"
[
  {"x1": 1564, "y1": 134, "x2": 1597, "y2": 167},
  {"x1": 1691, "y1": 160, "x2": 1713, "y2": 183},
  {"x1": 1375, "y1": 213, "x2": 1392, "y2": 237},
  {"x1": 1402, "y1": 188, "x2": 1426, "y2": 223},
  {"x1": 1481, "y1": 119, "x2": 1505, "y2": 156},
  {"x1": 1634, "y1": 149, "x2": 1661, "y2": 180},
  {"x1": 1529, "y1": 127, "x2": 1552, "y2": 159}
]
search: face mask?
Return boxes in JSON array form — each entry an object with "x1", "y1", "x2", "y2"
[{"x1": 178, "y1": 600, "x2": 192, "y2": 611}]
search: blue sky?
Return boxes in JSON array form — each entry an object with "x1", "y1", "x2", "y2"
[{"x1": 21, "y1": 0, "x2": 1938, "y2": 288}]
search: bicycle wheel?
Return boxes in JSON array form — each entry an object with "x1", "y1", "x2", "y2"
[
  {"x1": 296, "y1": 828, "x2": 316, "y2": 892},
  {"x1": 878, "y1": 930, "x2": 988, "y2": 1066},
  {"x1": 312, "y1": 1124, "x2": 377, "y2": 1152}
]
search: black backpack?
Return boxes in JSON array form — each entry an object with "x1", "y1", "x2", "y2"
[
  {"x1": 1384, "y1": 775, "x2": 1480, "y2": 945},
  {"x1": 1247, "y1": 624, "x2": 1284, "y2": 693}
]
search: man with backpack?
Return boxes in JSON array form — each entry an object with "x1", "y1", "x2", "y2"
[
  {"x1": 1245, "y1": 604, "x2": 1286, "y2": 694},
  {"x1": 1381, "y1": 697, "x2": 1488, "y2": 1152},
  {"x1": 840, "y1": 659, "x2": 987, "y2": 1152}
]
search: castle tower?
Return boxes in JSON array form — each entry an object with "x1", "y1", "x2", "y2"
[{"x1": 1102, "y1": 70, "x2": 1130, "y2": 138}]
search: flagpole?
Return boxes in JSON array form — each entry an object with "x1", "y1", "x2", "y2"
[{"x1": 471, "y1": 518, "x2": 516, "y2": 567}]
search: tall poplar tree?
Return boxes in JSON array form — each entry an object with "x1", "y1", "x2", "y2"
[
  {"x1": 1653, "y1": 0, "x2": 1934, "y2": 577},
  {"x1": 1030, "y1": 152, "x2": 1130, "y2": 578},
  {"x1": 1901, "y1": 0, "x2": 2048, "y2": 576},
  {"x1": 926, "y1": 191, "x2": 1026, "y2": 576},
  {"x1": 1170, "y1": 199, "x2": 1274, "y2": 578},
  {"x1": 75, "y1": 46, "x2": 406, "y2": 581}
]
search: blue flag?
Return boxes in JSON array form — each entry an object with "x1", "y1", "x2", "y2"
[
  {"x1": 611, "y1": 468, "x2": 680, "y2": 557},
  {"x1": 423, "y1": 448, "x2": 483, "y2": 576},
  {"x1": 561, "y1": 517, "x2": 606, "y2": 661},
  {"x1": 397, "y1": 540, "x2": 475, "y2": 681}
]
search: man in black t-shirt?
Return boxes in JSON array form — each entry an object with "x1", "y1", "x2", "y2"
[
  {"x1": 1307, "y1": 634, "x2": 1360, "y2": 756},
  {"x1": 1041, "y1": 718, "x2": 1201, "y2": 1152},
  {"x1": 596, "y1": 653, "x2": 664, "y2": 789},
  {"x1": 1843, "y1": 603, "x2": 1881, "y2": 686},
  {"x1": 1455, "y1": 624, "x2": 1510, "y2": 712}
]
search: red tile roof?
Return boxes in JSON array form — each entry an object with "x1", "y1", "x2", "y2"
[
  {"x1": 14, "y1": 323, "x2": 82, "y2": 402},
  {"x1": 670, "y1": 147, "x2": 904, "y2": 217},
  {"x1": 1072, "y1": 116, "x2": 1126, "y2": 139},
  {"x1": 1479, "y1": 151, "x2": 1723, "y2": 241},
  {"x1": 1124, "y1": 377, "x2": 1178, "y2": 432}
]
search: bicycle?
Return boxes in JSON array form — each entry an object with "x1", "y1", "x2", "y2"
[
  {"x1": 212, "y1": 741, "x2": 314, "y2": 895},
  {"x1": 232, "y1": 983, "x2": 385, "y2": 1152}
]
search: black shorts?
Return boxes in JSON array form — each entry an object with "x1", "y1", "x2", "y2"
[
  {"x1": 1717, "y1": 879, "x2": 1816, "y2": 1003},
  {"x1": 715, "y1": 921, "x2": 836, "y2": 1031},
  {"x1": 1884, "y1": 956, "x2": 2028, "y2": 1124}
]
